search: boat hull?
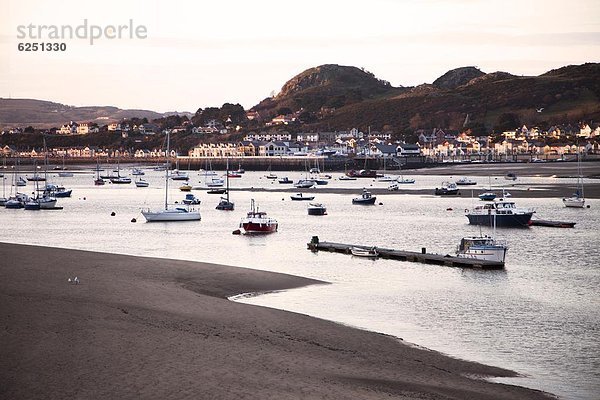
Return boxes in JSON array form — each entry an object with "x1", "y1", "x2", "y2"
[
  {"x1": 466, "y1": 213, "x2": 533, "y2": 227},
  {"x1": 435, "y1": 188, "x2": 460, "y2": 195},
  {"x1": 352, "y1": 197, "x2": 376, "y2": 205},
  {"x1": 142, "y1": 209, "x2": 201, "y2": 222},
  {"x1": 242, "y1": 222, "x2": 277, "y2": 233},
  {"x1": 563, "y1": 197, "x2": 585, "y2": 208},
  {"x1": 307, "y1": 207, "x2": 327, "y2": 215}
]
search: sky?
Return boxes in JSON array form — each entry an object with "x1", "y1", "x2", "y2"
[{"x1": 1, "y1": 0, "x2": 599, "y2": 113}]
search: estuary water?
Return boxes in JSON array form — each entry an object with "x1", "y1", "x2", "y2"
[{"x1": 1, "y1": 168, "x2": 598, "y2": 399}]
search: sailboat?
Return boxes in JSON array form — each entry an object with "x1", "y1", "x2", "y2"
[
  {"x1": 142, "y1": 133, "x2": 201, "y2": 222},
  {"x1": 94, "y1": 158, "x2": 105, "y2": 185},
  {"x1": 110, "y1": 157, "x2": 132, "y2": 184},
  {"x1": 0, "y1": 174, "x2": 7, "y2": 206},
  {"x1": 563, "y1": 151, "x2": 585, "y2": 208},
  {"x1": 57, "y1": 155, "x2": 73, "y2": 177},
  {"x1": 216, "y1": 159, "x2": 234, "y2": 210}
]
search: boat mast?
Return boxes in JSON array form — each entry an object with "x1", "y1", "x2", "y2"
[
  {"x1": 164, "y1": 132, "x2": 170, "y2": 210},
  {"x1": 226, "y1": 158, "x2": 230, "y2": 202}
]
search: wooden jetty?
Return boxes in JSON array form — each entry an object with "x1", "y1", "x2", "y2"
[
  {"x1": 307, "y1": 237, "x2": 504, "y2": 270},
  {"x1": 529, "y1": 219, "x2": 576, "y2": 228}
]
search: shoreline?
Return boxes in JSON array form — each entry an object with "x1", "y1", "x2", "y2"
[{"x1": 0, "y1": 242, "x2": 554, "y2": 399}]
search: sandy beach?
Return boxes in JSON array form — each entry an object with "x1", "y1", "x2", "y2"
[{"x1": 0, "y1": 242, "x2": 553, "y2": 399}]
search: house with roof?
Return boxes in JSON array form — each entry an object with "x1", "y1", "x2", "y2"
[
  {"x1": 258, "y1": 141, "x2": 289, "y2": 156},
  {"x1": 59, "y1": 121, "x2": 79, "y2": 135},
  {"x1": 372, "y1": 143, "x2": 398, "y2": 157}
]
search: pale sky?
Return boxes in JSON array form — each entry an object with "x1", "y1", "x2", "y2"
[{"x1": 1, "y1": 0, "x2": 599, "y2": 113}]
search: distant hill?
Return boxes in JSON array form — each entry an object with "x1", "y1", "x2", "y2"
[
  {"x1": 254, "y1": 63, "x2": 600, "y2": 133},
  {"x1": 0, "y1": 98, "x2": 188, "y2": 129}
]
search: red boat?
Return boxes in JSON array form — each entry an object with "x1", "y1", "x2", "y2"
[
  {"x1": 240, "y1": 199, "x2": 278, "y2": 233},
  {"x1": 227, "y1": 172, "x2": 242, "y2": 178}
]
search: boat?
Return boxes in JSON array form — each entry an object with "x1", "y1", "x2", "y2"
[
  {"x1": 235, "y1": 164, "x2": 245, "y2": 174},
  {"x1": 312, "y1": 178, "x2": 329, "y2": 186},
  {"x1": 307, "y1": 203, "x2": 327, "y2": 215},
  {"x1": 182, "y1": 193, "x2": 201, "y2": 205},
  {"x1": 455, "y1": 177, "x2": 477, "y2": 186},
  {"x1": 352, "y1": 189, "x2": 376, "y2": 205},
  {"x1": 309, "y1": 167, "x2": 320, "y2": 174},
  {"x1": 26, "y1": 174, "x2": 45, "y2": 182},
  {"x1": 5, "y1": 193, "x2": 29, "y2": 209},
  {"x1": 396, "y1": 176, "x2": 415, "y2": 184},
  {"x1": 239, "y1": 199, "x2": 278, "y2": 233},
  {"x1": 24, "y1": 198, "x2": 41, "y2": 210},
  {"x1": 141, "y1": 133, "x2": 201, "y2": 222},
  {"x1": 132, "y1": 168, "x2": 145, "y2": 176},
  {"x1": 16, "y1": 177, "x2": 27, "y2": 187},
  {"x1": 346, "y1": 169, "x2": 380, "y2": 178},
  {"x1": 562, "y1": 152, "x2": 585, "y2": 208},
  {"x1": 169, "y1": 169, "x2": 189, "y2": 181},
  {"x1": 505, "y1": 172, "x2": 517, "y2": 181},
  {"x1": 43, "y1": 184, "x2": 72, "y2": 197},
  {"x1": 434, "y1": 181, "x2": 460, "y2": 196},
  {"x1": 465, "y1": 199, "x2": 535, "y2": 227},
  {"x1": 179, "y1": 183, "x2": 191, "y2": 191},
  {"x1": 227, "y1": 172, "x2": 242, "y2": 178},
  {"x1": 205, "y1": 177, "x2": 225, "y2": 187},
  {"x1": 291, "y1": 193, "x2": 315, "y2": 201},
  {"x1": 387, "y1": 183, "x2": 399, "y2": 191},
  {"x1": 478, "y1": 192, "x2": 497, "y2": 201},
  {"x1": 278, "y1": 177, "x2": 293, "y2": 184},
  {"x1": 294, "y1": 179, "x2": 315, "y2": 189},
  {"x1": 339, "y1": 175, "x2": 357, "y2": 181},
  {"x1": 57, "y1": 171, "x2": 73, "y2": 177},
  {"x1": 94, "y1": 159, "x2": 105, "y2": 185},
  {"x1": 136, "y1": 178, "x2": 150, "y2": 188},
  {"x1": 265, "y1": 173, "x2": 277, "y2": 179},
  {"x1": 456, "y1": 236, "x2": 508, "y2": 264},
  {"x1": 110, "y1": 176, "x2": 132, "y2": 184},
  {"x1": 377, "y1": 175, "x2": 396, "y2": 182},
  {"x1": 207, "y1": 188, "x2": 226, "y2": 194},
  {"x1": 216, "y1": 161, "x2": 234, "y2": 210},
  {"x1": 350, "y1": 246, "x2": 379, "y2": 258}
]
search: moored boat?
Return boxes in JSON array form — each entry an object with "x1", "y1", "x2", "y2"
[
  {"x1": 240, "y1": 199, "x2": 278, "y2": 233},
  {"x1": 307, "y1": 203, "x2": 327, "y2": 215},
  {"x1": 465, "y1": 199, "x2": 535, "y2": 227},
  {"x1": 456, "y1": 236, "x2": 508, "y2": 264},
  {"x1": 455, "y1": 177, "x2": 477, "y2": 186},
  {"x1": 435, "y1": 181, "x2": 460, "y2": 196},
  {"x1": 352, "y1": 189, "x2": 376, "y2": 205},
  {"x1": 182, "y1": 193, "x2": 201, "y2": 205},
  {"x1": 350, "y1": 246, "x2": 379, "y2": 258},
  {"x1": 478, "y1": 192, "x2": 497, "y2": 201},
  {"x1": 278, "y1": 177, "x2": 293, "y2": 184},
  {"x1": 294, "y1": 179, "x2": 314, "y2": 189},
  {"x1": 291, "y1": 193, "x2": 315, "y2": 201}
]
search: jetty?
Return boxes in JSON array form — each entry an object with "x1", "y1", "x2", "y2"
[{"x1": 307, "y1": 237, "x2": 505, "y2": 269}]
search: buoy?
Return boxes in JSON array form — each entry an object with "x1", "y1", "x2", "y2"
[
  {"x1": 379, "y1": 202, "x2": 383, "y2": 206},
  {"x1": 447, "y1": 207, "x2": 453, "y2": 211},
  {"x1": 282, "y1": 198, "x2": 284, "y2": 201},
  {"x1": 232, "y1": 229, "x2": 241, "y2": 235},
  {"x1": 131, "y1": 218, "x2": 137, "y2": 223},
  {"x1": 83, "y1": 197, "x2": 86, "y2": 200},
  {"x1": 110, "y1": 211, "x2": 116, "y2": 216},
  {"x1": 587, "y1": 205, "x2": 591, "y2": 208}
]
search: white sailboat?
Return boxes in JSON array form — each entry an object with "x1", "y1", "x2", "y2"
[
  {"x1": 142, "y1": 133, "x2": 201, "y2": 222},
  {"x1": 563, "y1": 152, "x2": 585, "y2": 208}
]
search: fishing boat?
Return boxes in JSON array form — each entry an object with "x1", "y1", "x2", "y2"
[
  {"x1": 291, "y1": 193, "x2": 315, "y2": 201},
  {"x1": 307, "y1": 203, "x2": 327, "y2": 215},
  {"x1": 350, "y1": 246, "x2": 379, "y2": 258},
  {"x1": 434, "y1": 181, "x2": 460, "y2": 196},
  {"x1": 239, "y1": 199, "x2": 278, "y2": 233},
  {"x1": 278, "y1": 177, "x2": 293, "y2": 184},
  {"x1": 456, "y1": 236, "x2": 508, "y2": 264},
  {"x1": 562, "y1": 152, "x2": 585, "y2": 208},
  {"x1": 455, "y1": 177, "x2": 477, "y2": 186},
  {"x1": 141, "y1": 133, "x2": 201, "y2": 222},
  {"x1": 465, "y1": 199, "x2": 535, "y2": 227},
  {"x1": 352, "y1": 189, "x2": 376, "y2": 205}
]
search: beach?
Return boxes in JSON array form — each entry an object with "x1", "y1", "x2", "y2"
[{"x1": 0, "y1": 242, "x2": 553, "y2": 399}]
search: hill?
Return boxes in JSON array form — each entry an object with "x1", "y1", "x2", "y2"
[
  {"x1": 260, "y1": 63, "x2": 600, "y2": 133},
  {"x1": 0, "y1": 98, "x2": 178, "y2": 129}
]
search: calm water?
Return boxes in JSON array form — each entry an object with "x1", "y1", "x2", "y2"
[{"x1": 1, "y1": 168, "x2": 599, "y2": 400}]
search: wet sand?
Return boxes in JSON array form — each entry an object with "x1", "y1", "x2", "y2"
[{"x1": 0, "y1": 242, "x2": 553, "y2": 399}]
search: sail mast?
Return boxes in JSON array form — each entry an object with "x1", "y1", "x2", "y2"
[{"x1": 164, "y1": 132, "x2": 170, "y2": 210}]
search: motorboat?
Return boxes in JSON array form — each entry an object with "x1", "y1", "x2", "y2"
[
  {"x1": 455, "y1": 177, "x2": 477, "y2": 186},
  {"x1": 265, "y1": 173, "x2": 278, "y2": 180},
  {"x1": 170, "y1": 170, "x2": 189, "y2": 181},
  {"x1": 132, "y1": 168, "x2": 145, "y2": 176},
  {"x1": 24, "y1": 198, "x2": 41, "y2": 210},
  {"x1": 352, "y1": 189, "x2": 376, "y2": 205},
  {"x1": 239, "y1": 199, "x2": 278, "y2": 233},
  {"x1": 227, "y1": 172, "x2": 242, "y2": 178},
  {"x1": 478, "y1": 192, "x2": 497, "y2": 201},
  {"x1": 5, "y1": 193, "x2": 29, "y2": 209},
  {"x1": 309, "y1": 167, "x2": 320, "y2": 174},
  {"x1": 387, "y1": 183, "x2": 399, "y2": 191},
  {"x1": 505, "y1": 172, "x2": 517, "y2": 181},
  {"x1": 312, "y1": 179, "x2": 329, "y2": 186},
  {"x1": 294, "y1": 179, "x2": 314, "y2": 189},
  {"x1": 350, "y1": 246, "x2": 379, "y2": 258},
  {"x1": 182, "y1": 193, "x2": 201, "y2": 205},
  {"x1": 208, "y1": 188, "x2": 227, "y2": 194},
  {"x1": 135, "y1": 179, "x2": 150, "y2": 188},
  {"x1": 435, "y1": 181, "x2": 460, "y2": 196},
  {"x1": 396, "y1": 176, "x2": 415, "y2": 184},
  {"x1": 141, "y1": 133, "x2": 201, "y2": 222},
  {"x1": 339, "y1": 175, "x2": 357, "y2": 181},
  {"x1": 278, "y1": 177, "x2": 293, "y2": 184},
  {"x1": 307, "y1": 203, "x2": 327, "y2": 215},
  {"x1": 43, "y1": 184, "x2": 72, "y2": 197},
  {"x1": 377, "y1": 175, "x2": 396, "y2": 182},
  {"x1": 205, "y1": 177, "x2": 225, "y2": 187},
  {"x1": 179, "y1": 183, "x2": 192, "y2": 191},
  {"x1": 291, "y1": 193, "x2": 315, "y2": 201},
  {"x1": 465, "y1": 199, "x2": 535, "y2": 227},
  {"x1": 456, "y1": 236, "x2": 508, "y2": 264},
  {"x1": 16, "y1": 177, "x2": 27, "y2": 187},
  {"x1": 110, "y1": 176, "x2": 132, "y2": 184}
]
